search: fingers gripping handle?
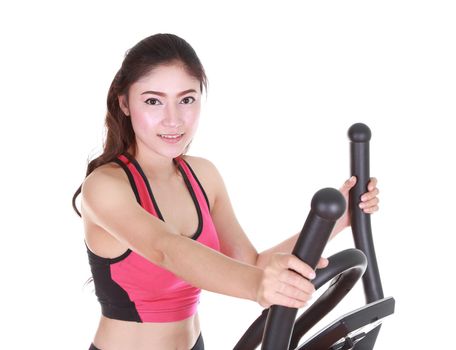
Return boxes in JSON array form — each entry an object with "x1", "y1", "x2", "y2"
[{"x1": 261, "y1": 188, "x2": 346, "y2": 350}]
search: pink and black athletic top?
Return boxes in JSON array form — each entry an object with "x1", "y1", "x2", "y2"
[{"x1": 86, "y1": 152, "x2": 220, "y2": 323}]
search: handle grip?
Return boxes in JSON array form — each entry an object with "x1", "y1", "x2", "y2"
[
  {"x1": 348, "y1": 123, "x2": 384, "y2": 303},
  {"x1": 261, "y1": 188, "x2": 346, "y2": 350}
]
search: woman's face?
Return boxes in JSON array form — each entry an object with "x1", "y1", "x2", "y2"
[{"x1": 119, "y1": 63, "x2": 202, "y2": 159}]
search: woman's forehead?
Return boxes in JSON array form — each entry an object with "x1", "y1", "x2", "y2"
[
  {"x1": 132, "y1": 64, "x2": 200, "y2": 93},
  {"x1": 138, "y1": 64, "x2": 198, "y2": 82}
]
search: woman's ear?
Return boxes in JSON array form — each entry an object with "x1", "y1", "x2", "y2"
[{"x1": 118, "y1": 95, "x2": 130, "y2": 116}]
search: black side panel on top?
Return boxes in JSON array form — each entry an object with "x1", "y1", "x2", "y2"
[
  {"x1": 87, "y1": 248, "x2": 141, "y2": 322},
  {"x1": 86, "y1": 157, "x2": 142, "y2": 322}
]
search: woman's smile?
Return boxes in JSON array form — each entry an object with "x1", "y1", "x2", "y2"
[{"x1": 158, "y1": 133, "x2": 185, "y2": 143}]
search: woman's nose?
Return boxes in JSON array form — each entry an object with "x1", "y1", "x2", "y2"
[{"x1": 162, "y1": 104, "x2": 183, "y2": 127}]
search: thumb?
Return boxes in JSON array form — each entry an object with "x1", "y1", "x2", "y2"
[{"x1": 340, "y1": 176, "x2": 357, "y2": 193}]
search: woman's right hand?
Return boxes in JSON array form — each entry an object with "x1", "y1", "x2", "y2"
[{"x1": 256, "y1": 253, "x2": 321, "y2": 309}]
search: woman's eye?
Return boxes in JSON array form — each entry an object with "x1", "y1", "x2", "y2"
[
  {"x1": 181, "y1": 96, "x2": 196, "y2": 104},
  {"x1": 145, "y1": 98, "x2": 161, "y2": 105}
]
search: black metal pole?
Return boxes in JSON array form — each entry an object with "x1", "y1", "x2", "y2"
[
  {"x1": 348, "y1": 123, "x2": 384, "y2": 302},
  {"x1": 348, "y1": 123, "x2": 384, "y2": 349},
  {"x1": 261, "y1": 188, "x2": 346, "y2": 350}
]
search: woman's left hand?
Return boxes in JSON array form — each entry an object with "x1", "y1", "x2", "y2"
[{"x1": 333, "y1": 176, "x2": 380, "y2": 235}]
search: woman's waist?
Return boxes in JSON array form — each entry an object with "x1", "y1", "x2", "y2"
[
  {"x1": 99, "y1": 289, "x2": 200, "y2": 323},
  {"x1": 94, "y1": 314, "x2": 201, "y2": 349}
]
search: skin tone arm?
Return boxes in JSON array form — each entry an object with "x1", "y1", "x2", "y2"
[
  {"x1": 257, "y1": 177, "x2": 379, "y2": 268},
  {"x1": 209, "y1": 160, "x2": 379, "y2": 270},
  {"x1": 81, "y1": 166, "x2": 316, "y2": 309}
]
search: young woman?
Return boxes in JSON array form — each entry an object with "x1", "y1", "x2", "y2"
[{"x1": 72, "y1": 33, "x2": 379, "y2": 350}]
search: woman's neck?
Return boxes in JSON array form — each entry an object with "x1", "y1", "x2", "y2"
[{"x1": 129, "y1": 146, "x2": 181, "y2": 182}]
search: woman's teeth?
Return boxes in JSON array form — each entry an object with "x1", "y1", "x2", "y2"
[
  {"x1": 159, "y1": 134, "x2": 183, "y2": 139},
  {"x1": 158, "y1": 134, "x2": 184, "y2": 143}
]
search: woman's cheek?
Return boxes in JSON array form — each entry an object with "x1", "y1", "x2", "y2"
[{"x1": 132, "y1": 110, "x2": 161, "y2": 131}]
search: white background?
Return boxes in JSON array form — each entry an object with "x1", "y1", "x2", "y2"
[{"x1": 1, "y1": 0, "x2": 455, "y2": 349}]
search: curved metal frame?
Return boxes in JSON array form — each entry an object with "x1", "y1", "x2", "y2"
[
  {"x1": 289, "y1": 249, "x2": 367, "y2": 349},
  {"x1": 233, "y1": 123, "x2": 395, "y2": 350},
  {"x1": 233, "y1": 249, "x2": 367, "y2": 350}
]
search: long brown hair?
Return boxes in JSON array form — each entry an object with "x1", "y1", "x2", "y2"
[{"x1": 72, "y1": 33, "x2": 208, "y2": 216}]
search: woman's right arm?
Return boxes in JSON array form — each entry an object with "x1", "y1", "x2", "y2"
[{"x1": 81, "y1": 168, "x2": 315, "y2": 308}]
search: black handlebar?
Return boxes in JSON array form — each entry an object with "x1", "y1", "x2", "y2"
[
  {"x1": 289, "y1": 248, "x2": 367, "y2": 349},
  {"x1": 233, "y1": 123, "x2": 391, "y2": 350},
  {"x1": 233, "y1": 249, "x2": 368, "y2": 350},
  {"x1": 260, "y1": 188, "x2": 346, "y2": 350},
  {"x1": 348, "y1": 123, "x2": 384, "y2": 303},
  {"x1": 348, "y1": 123, "x2": 385, "y2": 349}
]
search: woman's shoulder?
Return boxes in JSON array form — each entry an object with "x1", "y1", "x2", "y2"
[
  {"x1": 181, "y1": 155, "x2": 222, "y2": 180},
  {"x1": 81, "y1": 161, "x2": 129, "y2": 203},
  {"x1": 84, "y1": 161, "x2": 124, "y2": 185},
  {"x1": 181, "y1": 154, "x2": 213, "y2": 170},
  {"x1": 181, "y1": 155, "x2": 224, "y2": 207}
]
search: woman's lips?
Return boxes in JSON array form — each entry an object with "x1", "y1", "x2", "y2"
[{"x1": 158, "y1": 133, "x2": 184, "y2": 143}]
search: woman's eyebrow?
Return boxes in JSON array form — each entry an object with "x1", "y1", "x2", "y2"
[{"x1": 140, "y1": 89, "x2": 197, "y2": 97}]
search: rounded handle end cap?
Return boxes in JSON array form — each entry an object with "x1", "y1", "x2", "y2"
[
  {"x1": 348, "y1": 123, "x2": 371, "y2": 142},
  {"x1": 311, "y1": 188, "x2": 346, "y2": 221}
]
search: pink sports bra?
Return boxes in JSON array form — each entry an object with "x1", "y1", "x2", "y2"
[{"x1": 86, "y1": 152, "x2": 220, "y2": 322}]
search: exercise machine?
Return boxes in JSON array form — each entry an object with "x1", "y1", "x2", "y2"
[{"x1": 233, "y1": 123, "x2": 395, "y2": 350}]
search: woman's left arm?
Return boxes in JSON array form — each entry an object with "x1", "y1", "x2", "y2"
[
  {"x1": 206, "y1": 159, "x2": 378, "y2": 268},
  {"x1": 255, "y1": 176, "x2": 379, "y2": 267}
]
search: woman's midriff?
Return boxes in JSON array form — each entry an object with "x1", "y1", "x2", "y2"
[{"x1": 93, "y1": 313, "x2": 201, "y2": 350}]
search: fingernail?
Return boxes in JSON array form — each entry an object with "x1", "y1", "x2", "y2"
[{"x1": 309, "y1": 271, "x2": 316, "y2": 279}]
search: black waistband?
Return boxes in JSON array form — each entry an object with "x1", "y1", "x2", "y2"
[{"x1": 191, "y1": 333, "x2": 204, "y2": 350}]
